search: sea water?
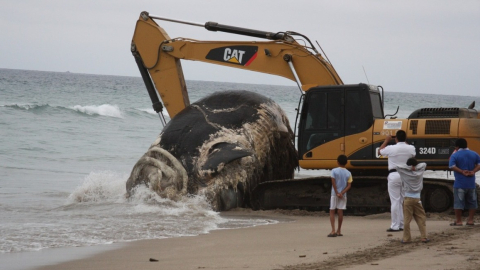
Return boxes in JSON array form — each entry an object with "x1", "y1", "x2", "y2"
[{"x1": 1, "y1": 69, "x2": 479, "y2": 262}]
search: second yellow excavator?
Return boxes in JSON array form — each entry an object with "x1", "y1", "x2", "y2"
[{"x1": 131, "y1": 11, "x2": 480, "y2": 213}]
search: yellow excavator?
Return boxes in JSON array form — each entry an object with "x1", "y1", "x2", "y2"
[{"x1": 131, "y1": 11, "x2": 480, "y2": 213}]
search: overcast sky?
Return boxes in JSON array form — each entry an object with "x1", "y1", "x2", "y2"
[{"x1": 1, "y1": 1, "x2": 479, "y2": 96}]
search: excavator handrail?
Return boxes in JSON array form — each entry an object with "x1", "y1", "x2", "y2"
[{"x1": 148, "y1": 14, "x2": 204, "y2": 27}]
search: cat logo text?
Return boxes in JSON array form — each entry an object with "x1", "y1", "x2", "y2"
[{"x1": 206, "y1": 46, "x2": 258, "y2": 66}]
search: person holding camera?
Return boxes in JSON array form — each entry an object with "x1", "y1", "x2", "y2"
[{"x1": 378, "y1": 130, "x2": 416, "y2": 232}]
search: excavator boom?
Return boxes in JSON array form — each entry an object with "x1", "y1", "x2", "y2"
[{"x1": 131, "y1": 11, "x2": 342, "y2": 118}]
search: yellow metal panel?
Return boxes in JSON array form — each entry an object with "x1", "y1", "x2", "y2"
[
  {"x1": 132, "y1": 20, "x2": 165, "y2": 69},
  {"x1": 344, "y1": 128, "x2": 373, "y2": 156},
  {"x1": 132, "y1": 16, "x2": 190, "y2": 118},
  {"x1": 300, "y1": 159, "x2": 338, "y2": 170},
  {"x1": 459, "y1": 118, "x2": 480, "y2": 138},
  {"x1": 459, "y1": 119, "x2": 480, "y2": 152},
  {"x1": 302, "y1": 136, "x2": 344, "y2": 160},
  {"x1": 167, "y1": 40, "x2": 342, "y2": 87}
]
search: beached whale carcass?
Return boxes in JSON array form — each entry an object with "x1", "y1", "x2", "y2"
[{"x1": 126, "y1": 90, "x2": 298, "y2": 211}]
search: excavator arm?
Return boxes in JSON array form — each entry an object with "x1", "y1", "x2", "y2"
[{"x1": 131, "y1": 11, "x2": 343, "y2": 118}]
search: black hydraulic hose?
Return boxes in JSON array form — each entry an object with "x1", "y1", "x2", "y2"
[
  {"x1": 294, "y1": 94, "x2": 305, "y2": 145},
  {"x1": 132, "y1": 50, "x2": 164, "y2": 114},
  {"x1": 288, "y1": 31, "x2": 318, "y2": 53},
  {"x1": 293, "y1": 94, "x2": 305, "y2": 172}
]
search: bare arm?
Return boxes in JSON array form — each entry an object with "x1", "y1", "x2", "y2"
[
  {"x1": 341, "y1": 182, "x2": 352, "y2": 196},
  {"x1": 467, "y1": 164, "x2": 480, "y2": 176},
  {"x1": 332, "y1": 177, "x2": 342, "y2": 198},
  {"x1": 377, "y1": 135, "x2": 392, "y2": 156},
  {"x1": 451, "y1": 165, "x2": 470, "y2": 177}
]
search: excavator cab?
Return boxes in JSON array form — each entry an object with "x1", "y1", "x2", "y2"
[{"x1": 298, "y1": 83, "x2": 384, "y2": 167}]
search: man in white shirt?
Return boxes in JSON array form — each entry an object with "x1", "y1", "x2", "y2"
[{"x1": 378, "y1": 130, "x2": 416, "y2": 232}]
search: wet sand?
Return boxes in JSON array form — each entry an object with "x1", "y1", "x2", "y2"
[{"x1": 34, "y1": 209, "x2": 480, "y2": 270}]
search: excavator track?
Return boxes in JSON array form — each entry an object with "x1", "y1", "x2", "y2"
[{"x1": 251, "y1": 176, "x2": 479, "y2": 215}]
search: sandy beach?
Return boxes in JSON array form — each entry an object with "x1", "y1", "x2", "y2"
[{"x1": 31, "y1": 209, "x2": 480, "y2": 270}]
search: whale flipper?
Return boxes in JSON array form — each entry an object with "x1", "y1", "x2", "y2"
[{"x1": 201, "y1": 142, "x2": 253, "y2": 176}]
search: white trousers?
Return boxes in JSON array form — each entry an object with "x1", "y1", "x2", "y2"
[{"x1": 388, "y1": 172, "x2": 404, "y2": 230}]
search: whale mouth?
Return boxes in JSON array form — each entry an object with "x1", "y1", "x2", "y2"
[{"x1": 126, "y1": 146, "x2": 188, "y2": 201}]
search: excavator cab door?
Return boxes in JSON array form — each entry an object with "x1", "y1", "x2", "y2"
[
  {"x1": 343, "y1": 88, "x2": 378, "y2": 159},
  {"x1": 299, "y1": 88, "x2": 345, "y2": 159}
]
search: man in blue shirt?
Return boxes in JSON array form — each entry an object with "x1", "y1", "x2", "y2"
[{"x1": 448, "y1": 138, "x2": 480, "y2": 226}]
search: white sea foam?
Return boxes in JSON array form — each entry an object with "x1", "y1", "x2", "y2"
[
  {"x1": 71, "y1": 104, "x2": 123, "y2": 118},
  {"x1": 0, "y1": 170, "x2": 272, "y2": 254},
  {"x1": 67, "y1": 171, "x2": 128, "y2": 204},
  {"x1": 1, "y1": 171, "x2": 234, "y2": 253}
]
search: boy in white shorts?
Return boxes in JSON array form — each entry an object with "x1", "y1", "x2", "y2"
[{"x1": 328, "y1": 154, "x2": 353, "y2": 237}]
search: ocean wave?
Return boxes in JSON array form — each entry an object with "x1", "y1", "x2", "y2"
[
  {"x1": 3, "y1": 103, "x2": 124, "y2": 118},
  {"x1": 71, "y1": 104, "x2": 123, "y2": 118},
  {"x1": 67, "y1": 171, "x2": 129, "y2": 204},
  {"x1": 3, "y1": 103, "x2": 50, "y2": 111}
]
